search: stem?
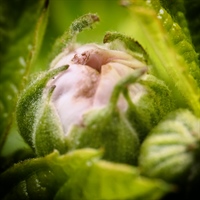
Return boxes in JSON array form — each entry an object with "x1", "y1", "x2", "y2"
[{"x1": 109, "y1": 67, "x2": 147, "y2": 110}]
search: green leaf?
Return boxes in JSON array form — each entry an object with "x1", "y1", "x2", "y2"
[
  {"x1": 0, "y1": 0, "x2": 50, "y2": 151},
  {"x1": 184, "y1": 0, "x2": 200, "y2": 55},
  {"x1": 160, "y1": 0, "x2": 191, "y2": 40},
  {"x1": 0, "y1": 149, "x2": 172, "y2": 200},
  {"x1": 0, "y1": 151, "x2": 66, "y2": 199},
  {"x1": 146, "y1": 0, "x2": 199, "y2": 76},
  {"x1": 0, "y1": 148, "x2": 101, "y2": 199},
  {"x1": 127, "y1": 0, "x2": 200, "y2": 116},
  {"x1": 0, "y1": 148, "x2": 171, "y2": 200},
  {"x1": 55, "y1": 159, "x2": 171, "y2": 200}
]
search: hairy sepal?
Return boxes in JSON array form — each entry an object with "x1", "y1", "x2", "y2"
[{"x1": 16, "y1": 65, "x2": 68, "y2": 155}]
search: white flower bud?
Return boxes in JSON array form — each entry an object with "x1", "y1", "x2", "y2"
[{"x1": 47, "y1": 43, "x2": 146, "y2": 135}]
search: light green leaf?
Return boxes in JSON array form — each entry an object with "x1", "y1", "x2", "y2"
[
  {"x1": 55, "y1": 159, "x2": 171, "y2": 200},
  {"x1": 0, "y1": 148, "x2": 171, "y2": 200},
  {"x1": 127, "y1": 0, "x2": 200, "y2": 116},
  {"x1": 160, "y1": 0, "x2": 191, "y2": 39}
]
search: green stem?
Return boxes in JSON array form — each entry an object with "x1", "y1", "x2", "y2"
[{"x1": 109, "y1": 68, "x2": 147, "y2": 110}]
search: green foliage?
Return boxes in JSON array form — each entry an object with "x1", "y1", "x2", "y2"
[
  {"x1": 0, "y1": 0, "x2": 50, "y2": 150},
  {"x1": 128, "y1": 0, "x2": 200, "y2": 116},
  {"x1": 0, "y1": 0, "x2": 200, "y2": 199},
  {"x1": 0, "y1": 149, "x2": 171, "y2": 200},
  {"x1": 103, "y1": 32, "x2": 149, "y2": 64},
  {"x1": 184, "y1": 0, "x2": 200, "y2": 55}
]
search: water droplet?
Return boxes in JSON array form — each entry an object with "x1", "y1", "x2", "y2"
[
  {"x1": 19, "y1": 56, "x2": 26, "y2": 67},
  {"x1": 28, "y1": 44, "x2": 33, "y2": 51},
  {"x1": 159, "y1": 8, "x2": 164, "y2": 15}
]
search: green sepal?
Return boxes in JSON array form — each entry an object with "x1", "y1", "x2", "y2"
[
  {"x1": 16, "y1": 65, "x2": 68, "y2": 151},
  {"x1": 67, "y1": 105, "x2": 139, "y2": 165},
  {"x1": 49, "y1": 13, "x2": 100, "y2": 64},
  {"x1": 103, "y1": 31, "x2": 149, "y2": 64},
  {"x1": 33, "y1": 86, "x2": 67, "y2": 156},
  {"x1": 66, "y1": 68, "x2": 146, "y2": 165},
  {"x1": 139, "y1": 109, "x2": 200, "y2": 183},
  {"x1": 125, "y1": 75, "x2": 175, "y2": 141}
]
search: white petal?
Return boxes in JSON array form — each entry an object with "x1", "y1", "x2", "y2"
[
  {"x1": 49, "y1": 64, "x2": 100, "y2": 134},
  {"x1": 48, "y1": 43, "x2": 147, "y2": 134},
  {"x1": 93, "y1": 62, "x2": 135, "y2": 110}
]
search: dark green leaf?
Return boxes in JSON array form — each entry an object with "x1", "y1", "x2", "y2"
[
  {"x1": 184, "y1": 0, "x2": 200, "y2": 56},
  {"x1": 0, "y1": 148, "x2": 101, "y2": 199},
  {"x1": 0, "y1": 0, "x2": 50, "y2": 151}
]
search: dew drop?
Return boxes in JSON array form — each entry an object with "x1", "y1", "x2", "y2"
[
  {"x1": 19, "y1": 56, "x2": 26, "y2": 67},
  {"x1": 159, "y1": 8, "x2": 164, "y2": 15},
  {"x1": 28, "y1": 44, "x2": 33, "y2": 51}
]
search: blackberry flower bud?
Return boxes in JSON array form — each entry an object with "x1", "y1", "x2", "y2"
[
  {"x1": 48, "y1": 43, "x2": 146, "y2": 136},
  {"x1": 16, "y1": 14, "x2": 174, "y2": 163}
]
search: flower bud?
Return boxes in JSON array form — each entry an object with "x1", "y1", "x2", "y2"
[
  {"x1": 48, "y1": 43, "x2": 146, "y2": 136},
  {"x1": 47, "y1": 43, "x2": 147, "y2": 164},
  {"x1": 16, "y1": 14, "x2": 174, "y2": 163},
  {"x1": 139, "y1": 109, "x2": 200, "y2": 182},
  {"x1": 17, "y1": 66, "x2": 69, "y2": 156}
]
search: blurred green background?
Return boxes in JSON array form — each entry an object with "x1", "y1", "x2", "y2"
[{"x1": 1, "y1": 0, "x2": 130, "y2": 156}]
